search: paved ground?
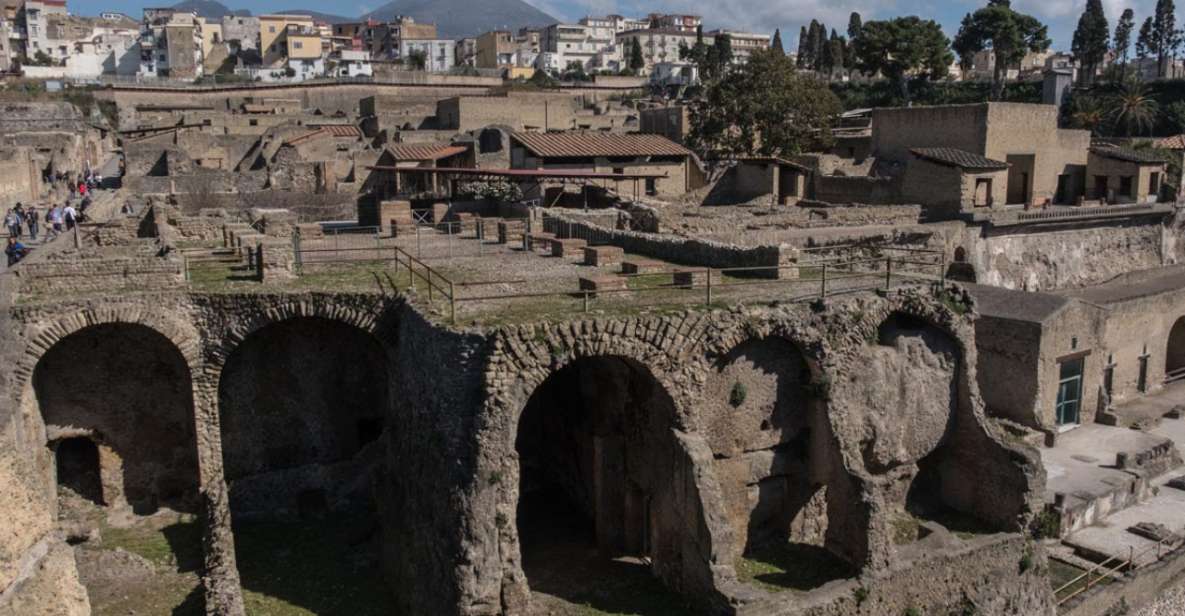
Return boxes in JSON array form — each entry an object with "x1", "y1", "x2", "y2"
[
  {"x1": 1042, "y1": 424, "x2": 1171, "y2": 508},
  {"x1": 1063, "y1": 482, "x2": 1185, "y2": 566},
  {"x1": 1117, "y1": 380, "x2": 1185, "y2": 429}
]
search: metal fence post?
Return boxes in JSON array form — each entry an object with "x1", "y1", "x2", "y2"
[
  {"x1": 292, "y1": 230, "x2": 302, "y2": 276},
  {"x1": 416, "y1": 225, "x2": 422, "y2": 258},
  {"x1": 705, "y1": 268, "x2": 713, "y2": 305},
  {"x1": 449, "y1": 281, "x2": 456, "y2": 324},
  {"x1": 885, "y1": 256, "x2": 892, "y2": 290},
  {"x1": 583, "y1": 291, "x2": 590, "y2": 313},
  {"x1": 374, "y1": 231, "x2": 381, "y2": 262},
  {"x1": 334, "y1": 228, "x2": 340, "y2": 260},
  {"x1": 820, "y1": 263, "x2": 828, "y2": 298}
]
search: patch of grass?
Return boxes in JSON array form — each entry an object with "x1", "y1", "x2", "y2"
[
  {"x1": 729, "y1": 382, "x2": 748, "y2": 407},
  {"x1": 1049, "y1": 559, "x2": 1113, "y2": 599},
  {"x1": 890, "y1": 514, "x2": 925, "y2": 545},
  {"x1": 736, "y1": 542, "x2": 855, "y2": 593}
]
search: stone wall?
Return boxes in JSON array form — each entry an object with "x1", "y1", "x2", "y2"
[
  {"x1": 814, "y1": 175, "x2": 900, "y2": 205},
  {"x1": 967, "y1": 215, "x2": 1170, "y2": 291},
  {"x1": 12, "y1": 243, "x2": 186, "y2": 298},
  {"x1": 541, "y1": 212, "x2": 789, "y2": 274}
]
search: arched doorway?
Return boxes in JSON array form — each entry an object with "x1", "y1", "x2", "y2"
[
  {"x1": 704, "y1": 337, "x2": 858, "y2": 592},
  {"x1": 515, "y1": 356, "x2": 688, "y2": 613},
  {"x1": 1166, "y1": 317, "x2": 1185, "y2": 384},
  {"x1": 34, "y1": 323, "x2": 200, "y2": 515},
  {"x1": 217, "y1": 316, "x2": 391, "y2": 613}
]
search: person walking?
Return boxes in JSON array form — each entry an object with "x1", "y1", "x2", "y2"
[
  {"x1": 63, "y1": 202, "x2": 78, "y2": 231},
  {"x1": 24, "y1": 205, "x2": 38, "y2": 241},
  {"x1": 47, "y1": 205, "x2": 62, "y2": 239},
  {"x1": 5, "y1": 208, "x2": 21, "y2": 238}
]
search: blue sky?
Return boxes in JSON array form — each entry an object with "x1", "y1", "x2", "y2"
[{"x1": 68, "y1": 0, "x2": 1182, "y2": 51}]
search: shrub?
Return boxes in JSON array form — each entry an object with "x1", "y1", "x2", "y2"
[{"x1": 729, "y1": 382, "x2": 747, "y2": 407}]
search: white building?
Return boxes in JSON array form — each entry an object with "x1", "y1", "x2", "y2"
[
  {"x1": 287, "y1": 55, "x2": 323, "y2": 80},
  {"x1": 705, "y1": 29, "x2": 770, "y2": 64},
  {"x1": 400, "y1": 38, "x2": 454, "y2": 72},
  {"x1": 330, "y1": 48, "x2": 371, "y2": 78},
  {"x1": 539, "y1": 22, "x2": 620, "y2": 72},
  {"x1": 21, "y1": 0, "x2": 68, "y2": 62},
  {"x1": 616, "y1": 28, "x2": 702, "y2": 74},
  {"x1": 650, "y1": 61, "x2": 697, "y2": 86}
]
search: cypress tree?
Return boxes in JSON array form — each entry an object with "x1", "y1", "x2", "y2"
[
  {"x1": 1071, "y1": 0, "x2": 1109, "y2": 84},
  {"x1": 771, "y1": 28, "x2": 784, "y2": 55}
]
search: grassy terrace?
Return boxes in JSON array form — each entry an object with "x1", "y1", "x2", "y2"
[
  {"x1": 88, "y1": 512, "x2": 389, "y2": 616},
  {"x1": 178, "y1": 230, "x2": 940, "y2": 328}
]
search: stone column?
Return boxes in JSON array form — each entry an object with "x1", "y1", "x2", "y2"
[{"x1": 191, "y1": 368, "x2": 246, "y2": 616}]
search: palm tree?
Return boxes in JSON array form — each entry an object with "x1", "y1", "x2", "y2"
[
  {"x1": 1107, "y1": 78, "x2": 1160, "y2": 137},
  {"x1": 1070, "y1": 95, "x2": 1108, "y2": 135}
]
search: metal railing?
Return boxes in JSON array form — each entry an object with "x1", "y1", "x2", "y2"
[
  {"x1": 1054, "y1": 536, "x2": 1181, "y2": 606},
  {"x1": 1166, "y1": 366, "x2": 1185, "y2": 385},
  {"x1": 291, "y1": 224, "x2": 945, "y2": 323}
]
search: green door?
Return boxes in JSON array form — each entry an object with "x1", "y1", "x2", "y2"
[{"x1": 1056, "y1": 358, "x2": 1084, "y2": 426}]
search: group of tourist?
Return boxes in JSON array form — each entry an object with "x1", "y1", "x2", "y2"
[{"x1": 4, "y1": 172, "x2": 103, "y2": 267}]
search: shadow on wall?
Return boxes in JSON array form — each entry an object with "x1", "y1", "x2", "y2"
[
  {"x1": 704, "y1": 336, "x2": 864, "y2": 591},
  {"x1": 514, "y1": 355, "x2": 700, "y2": 614},
  {"x1": 35, "y1": 323, "x2": 201, "y2": 516},
  {"x1": 216, "y1": 315, "x2": 394, "y2": 614}
]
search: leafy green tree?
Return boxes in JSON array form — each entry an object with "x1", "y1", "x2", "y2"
[
  {"x1": 1108, "y1": 78, "x2": 1160, "y2": 135},
  {"x1": 953, "y1": 0, "x2": 1051, "y2": 100},
  {"x1": 405, "y1": 50, "x2": 427, "y2": 71},
  {"x1": 1164, "y1": 100, "x2": 1185, "y2": 133},
  {"x1": 848, "y1": 12, "x2": 864, "y2": 41},
  {"x1": 1114, "y1": 9, "x2": 1136, "y2": 80},
  {"x1": 688, "y1": 48, "x2": 841, "y2": 158},
  {"x1": 853, "y1": 17, "x2": 953, "y2": 103},
  {"x1": 1069, "y1": 94, "x2": 1107, "y2": 134},
  {"x1": 771, "y1": 28, "x2": 784, "y2": 55},
  {"x1": 1071, "y1": 0, "x2": 1109, "y2": 85},
  {"x1": 628, "y1": 37, "x2": 644, "y2": 71}
]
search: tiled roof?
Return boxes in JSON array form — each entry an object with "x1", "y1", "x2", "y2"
[
  {"x1": 910, "y1": 147, "x2": 1009, "y2": 171},
  {"x1": 1153, "y1": 135, "x2": 1185, "y2": 150},
  {"x1": 284, "y1": 125, "x2": 362, "y2": 146},
  {"x1": 512, "y1": 133, "x2": 691, "y2": 158},
  {"x1": 385, "y1": 142, "x2": 469, "y2": 161},
  {"x1": 1091, "y1": 146, "x2": 1168, "y2": 164}
]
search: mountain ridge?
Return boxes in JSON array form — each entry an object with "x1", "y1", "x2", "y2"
[{"x1": 168, "y1": 0, "x2": 558, "y2": 38}]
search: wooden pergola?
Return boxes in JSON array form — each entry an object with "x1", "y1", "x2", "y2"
[{"x1": 365, "y1": 166, "x2": 670, "y2": 204}]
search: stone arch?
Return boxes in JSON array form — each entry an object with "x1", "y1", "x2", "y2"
[
  {"x1": 1165, "y1": 315, "x2": 1185, "y2": 382},
  {"x1": 216, "y1": 313, "x2": 391, "y2": 515},
  {"x1": 17, "y1": 305, "x2": 203, "y2": 381},
  {"x1": 701, "y1": 331, "x2": 861, "y2": 591},
  {"x1": 209, "y1": 298, "x2": 388, "y2": 372},
  {"x1": 30, "y1": 320, "x2": 202, "y2": 515},
  {"x1": 214, "y1": 309, "x2": 395, "y2": 613},
  {"x1": 512, "y1": 353, "x2": 700, "y2": 612}
]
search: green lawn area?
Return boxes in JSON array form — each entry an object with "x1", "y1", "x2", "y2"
[
  {"x1": 90, "y1": 513, "x2": 391, "y2": 616},
  {"x1": 735, "y1": 542, "x2": 855, "y2": 593}
]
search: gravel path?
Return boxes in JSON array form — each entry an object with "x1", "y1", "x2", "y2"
[{"x1": 1135, "y1": 579, "x2": 1185, "y2": 616}]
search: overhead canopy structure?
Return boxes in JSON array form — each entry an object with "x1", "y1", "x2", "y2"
[{"x1": 365, "y1": 166, "x2": 670, "y2": 202}]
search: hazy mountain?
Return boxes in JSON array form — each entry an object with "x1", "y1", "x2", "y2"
[
  {"x1": 277, "y1": 9, "x2": 354, "y2": 24},
  {"x1": 170, "y1": 0, "x2": 250, "y2": 19},
  {"x1": 167, "y1": 0, "x2": 556, "y2": 37},
  {"x1": 362, "y1": 0, "x2": 558, "y2": 39}
]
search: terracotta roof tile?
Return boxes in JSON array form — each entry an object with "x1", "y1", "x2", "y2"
[
  {"x1": 1153, "y1": 134, "x2": 1185, "y2": 150},
  {"x1": 1090, "y1": 146, "x2": 1167, "y2": 165},
  {"x1": 284, "y1": 125, "x2": 362, "y2": 146},
  {"x1": 910, "y1": 147, "x2": 1009, "y2": 171},
  {"x1": 512, "y1": 132, "x2": 691, "y2": 159},
  {"x1": 385, "y1": 142, "x2": 469, "y2": 161}
]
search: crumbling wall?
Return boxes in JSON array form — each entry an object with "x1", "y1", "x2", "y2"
[{"x1": 969, "y1": 217, "x2": 1168, "y2": 291}]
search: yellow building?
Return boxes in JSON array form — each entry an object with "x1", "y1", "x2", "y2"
[
  {"x1": 286, "y1": 26, "x2": 321, "y2": 60},
  {"x1": 259, "y1": 14, "x2": 314, "y2": 66}
]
